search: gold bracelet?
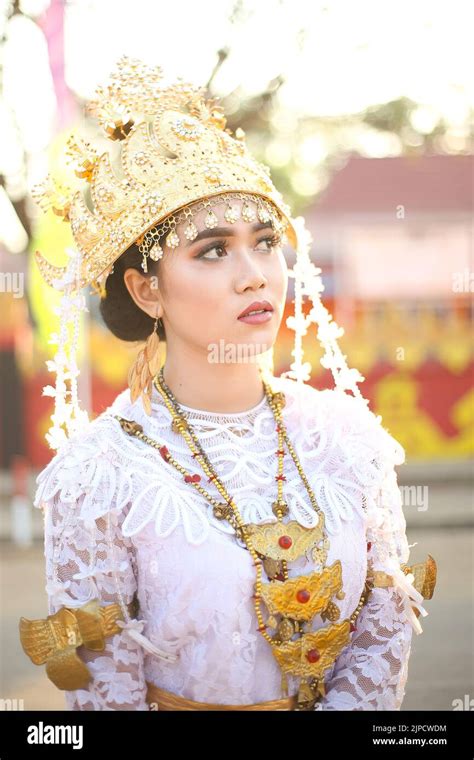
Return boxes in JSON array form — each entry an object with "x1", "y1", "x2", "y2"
[{"x1": 19, "y1": 595, "x2": 139, "y2": 690}]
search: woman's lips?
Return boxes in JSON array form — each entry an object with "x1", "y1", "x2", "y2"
[{"x1": 238, "y1": 310, "x2": 273, "y2": 324}]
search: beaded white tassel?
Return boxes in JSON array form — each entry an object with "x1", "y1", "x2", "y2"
[
  {"x1": 115, "y1": 618, "x2": 179, "y2": 662},
  {"x1": 283, "y1": 215, "x2": 367, "y2": 402},
  {"x1": 42, "y1": 247, "x2": 90, "y2": 450}
]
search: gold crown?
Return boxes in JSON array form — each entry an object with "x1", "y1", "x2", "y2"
[{"x1": 33, "y1": 56, "x2": 298, "y2": 292}]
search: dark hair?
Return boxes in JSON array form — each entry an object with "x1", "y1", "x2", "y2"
[{"x1": 99, "y1": 234, "x2": 167, "y2": 342}]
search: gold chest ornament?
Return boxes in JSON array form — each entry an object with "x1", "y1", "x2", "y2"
[
  {"x1": 241, "y1": 515, "x2": 358, "y2": 708},
  {"x1": 116, "y1": 374, "x2": 374, "y2": 711}
]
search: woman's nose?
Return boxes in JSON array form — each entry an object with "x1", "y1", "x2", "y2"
[{"x1": 234, "y1": 247, "x2": 268, "y2": 291}]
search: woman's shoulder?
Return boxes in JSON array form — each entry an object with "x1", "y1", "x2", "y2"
[
  {"x1": 33, "y1": 388, "x2": 140, "y2": 518},
  {"x1": 273, "y1": 375, "x2": 405, "y2": 466},
  {"x1": 271, "y1": 374, "x2": 370, "y2": 422}
]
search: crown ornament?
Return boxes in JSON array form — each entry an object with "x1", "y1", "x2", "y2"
[{"x1": 33, "y1": 55, "x2": 298, "y2": 293}]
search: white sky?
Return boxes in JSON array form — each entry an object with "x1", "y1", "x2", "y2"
[
  {"x1": 0, "y1": 0, "x2": 471, "y2": 198},
  {"x1": 63, "y1": 0, "x2": 473, "y2": 124}
]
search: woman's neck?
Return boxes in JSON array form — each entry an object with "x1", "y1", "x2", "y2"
[{"x1": 159, "y1": 352, "x2": 268, "y2": 414}]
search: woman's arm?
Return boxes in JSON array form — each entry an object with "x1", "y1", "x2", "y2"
[
  {"x1": 314, "y1": 585, "x2": 417, "y2": 710},
  {"x1": 314, "y1": 402, "x2": 430, "y2": 711},
  {"x1": 29, "y1": 433, "x2": 150, "y2": 711},
  {"x1": 43, "y1": 493, "x2": 149, "y2": 710}
]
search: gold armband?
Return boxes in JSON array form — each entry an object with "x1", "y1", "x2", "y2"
[
  {"x1": 402, "y1": 554, "x2": 437, "y2": 601},
  {"x1": 366, "y1": 554, "x2": 437, "y2": 616},
  {"x1": 19, "y1": 594, "x2": 139, "y2": 691}
]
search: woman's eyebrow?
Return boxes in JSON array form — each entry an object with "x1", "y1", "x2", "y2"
[{"x1": 186, "y1": 221, "x2": 274, "y2": 246}]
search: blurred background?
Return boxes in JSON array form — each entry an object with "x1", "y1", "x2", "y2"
[{"x1": 0, "y1": 0, "x2": 472, "y2": 711}]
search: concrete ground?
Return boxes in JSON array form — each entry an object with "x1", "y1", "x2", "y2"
[{"x1": 0, "y1": 474, "x2": 472, "y2": 711}]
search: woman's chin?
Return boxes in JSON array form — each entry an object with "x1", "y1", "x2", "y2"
[{"x1": 206, "y1": 327, "x2": 276, "y2": 364}]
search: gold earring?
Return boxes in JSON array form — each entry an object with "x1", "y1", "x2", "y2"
[{"x1": 128, "y1": 314, "x2": 162, "y2": 415}]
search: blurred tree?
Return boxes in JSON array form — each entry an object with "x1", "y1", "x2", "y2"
[{"x1": 196, "y1": 1, "x2": 473, "y2": 214}]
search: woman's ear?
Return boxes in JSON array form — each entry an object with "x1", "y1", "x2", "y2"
[{"x1": 123, "y1": 268, "x2": 163, "y2": 320}]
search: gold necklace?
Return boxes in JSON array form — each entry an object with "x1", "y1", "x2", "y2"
[
  {"x1": 115, "y1": 370, "x2": 371, "y2": 710},
  {"x1": 155, "y1": 366, "x2": 330, "y2": 571}
]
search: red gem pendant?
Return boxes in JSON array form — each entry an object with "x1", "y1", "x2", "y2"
[
  {"x1": 278, "y1": 535, "x2": 292, "y2": 549},
  {"x1": 296, "y1": 589, "x2": 311, "y2": 603},
  {"x1": 306, "y1": 648, "x2": 321, "y2": 663}
]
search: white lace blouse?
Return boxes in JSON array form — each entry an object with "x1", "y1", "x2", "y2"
[{"x1": 34, "y1": 375, "x2": 428, "y2": 711}]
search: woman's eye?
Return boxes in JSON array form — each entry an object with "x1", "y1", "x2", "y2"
[
  {"x1": 255, "y1": 235, "x2": 282, "y2": 252},
  {"x1": 197, "y1": 244, "x2": 228, "y2": 260},
  {"x1": 197, "y1": 235, "x2": 282, "y2": 260}
]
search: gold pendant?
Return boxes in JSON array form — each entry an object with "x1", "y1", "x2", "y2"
[
  {"x1": 260, "y1": 561, "x2": 344, "y2": 622},
  {"x1": 266, "y1": 615, "x2": 279, "y2": 630},
  {"x1": 275, "y1": 617, "x2": 298, "y2": 642},
  {"x1": 171, "y1": 415, "x2": 187, "y2": 434},
  {"x1": 244, "y1": 518, "x2": 325, "y2": 563},
  {"x1": 213, "y1": 503, "x2": 233, "y2": 521},
  {"x1": 262, "y1": 556, "x2": 283, "y2": 579},
  {"x1": 297, "y1": 680, "x2": 318, "y2": 710},
  {"x1": 271, "y1": 391, "x2": 286, "y2": 408},
  {"x1": 297, "y1": 677, "x2": 326, "y2": 710},
  {"x1": 272, "y1": 499, "x2": 289, "y2": 517},
  {"x1": 320, "y1": 600, "x2": 342, "y2": 622},
  {"x1": 272, "y1": 621, "x2": 351, "y2": 680},
  {"x1": 311, "y1": 545, "x2": 329, "y2": 565}
]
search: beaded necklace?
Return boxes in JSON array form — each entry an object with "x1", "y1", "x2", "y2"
[{"x1": 115, "y1": 369, "x2": 371, "y2": 710}]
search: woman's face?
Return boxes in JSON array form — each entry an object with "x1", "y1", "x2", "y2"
[{"x1": 127, "y1": 197, "x2": 289, "y2": 361}]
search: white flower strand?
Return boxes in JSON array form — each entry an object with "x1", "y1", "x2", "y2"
[
  {"x1": 42, "y1": 246, "x2": 90, "y2": 450},
  {"x1": 283, "y1": 216, "x2": 366, "y2": 401}
]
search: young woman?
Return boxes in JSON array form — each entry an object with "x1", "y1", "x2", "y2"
[{"x1": 19, "y1": 57, "x2": 436, "y2": 711}]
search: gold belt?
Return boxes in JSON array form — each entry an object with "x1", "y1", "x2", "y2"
[{"x1": 146, "y1": 681, "x2": 298, "y2": 711}]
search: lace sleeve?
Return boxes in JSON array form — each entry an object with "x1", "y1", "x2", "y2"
[
  {"x1": 37, "y1": 433, "x2": 149, "y2": 711},
  {"x1": 315, "y1": 399, "x2": 428, "y2": 711}
]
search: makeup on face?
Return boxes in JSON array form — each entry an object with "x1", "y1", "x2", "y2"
[{"x1": 186, "y1": 222, "x2": 275, "y2": 247}]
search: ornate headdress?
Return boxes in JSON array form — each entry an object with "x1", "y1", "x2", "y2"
[{"x1": 32, "y1": 55, "x2": 366, "y2": 448}]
